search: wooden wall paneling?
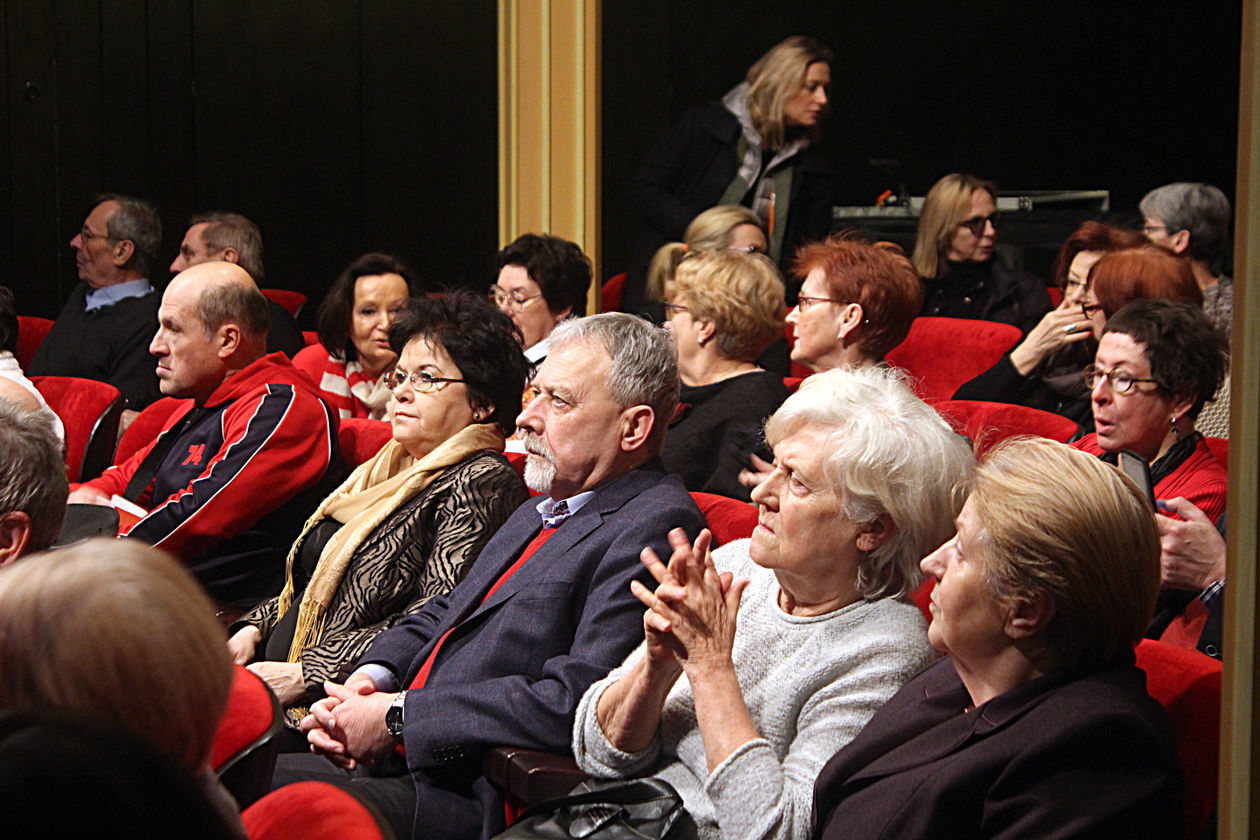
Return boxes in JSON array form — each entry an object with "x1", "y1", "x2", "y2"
[
  {"x1": 6, "y1": 0, "x2": 62, "y2": 315},
  {"x1": 191, "y1": 0, "x2": 361, "y2": 309},
  {"x1": 360, "y1": 0, "x2": 498, "y2": 293}
]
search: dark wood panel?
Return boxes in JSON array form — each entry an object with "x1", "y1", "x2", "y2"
[{"x1": 360, "y1": 0, "x2": 498, "y2": 294}]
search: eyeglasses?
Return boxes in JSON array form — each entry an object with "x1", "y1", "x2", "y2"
[
  {"x1": 79, "y1": 226, "x2": 115, "y2": 243},
  {"x1": 386, "y1": 368, "x2": 467, "y2": 392},
  {"x1": 1142, "y1": 224, "x2": 1168, "y2": 236},
  {"x1": 1082, "y1": 364, "x2": 1157, "y2": 395},
  {"x1": 1064, "y1": 278, "x2": 1089, "y2": 293},
  {"x1": 796, "y1": 294, "x2": 848, "y2": 312},
  {"x1": 662, "y1": 301, "x2": 689, "y2": 316},
  {"x1": 727, "y1": 244, "x2": 767, "y2": 255},
  {"x1": 957, "y1": 213, "x2": 999, "y2": 237},
  {"x1": 488, "y1": 285, "x2": 543, "y2": 311}
]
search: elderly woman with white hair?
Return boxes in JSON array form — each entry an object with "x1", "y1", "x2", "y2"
[{"x1": 573, "y1": 365, "x2": 974, "y2": 840}]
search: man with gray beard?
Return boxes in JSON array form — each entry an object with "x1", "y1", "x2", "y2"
[{"x1": 273, "y1": 312, "x2": 705, "y2": 840}]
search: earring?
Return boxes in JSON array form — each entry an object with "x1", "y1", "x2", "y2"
[{"x1": 1170, "y1": 415, "x2": 1180, "y2": 436}]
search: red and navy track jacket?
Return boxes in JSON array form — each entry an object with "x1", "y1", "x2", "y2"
[{"x1": 86, "y1": 353, "x2": 347, "y2": 607}]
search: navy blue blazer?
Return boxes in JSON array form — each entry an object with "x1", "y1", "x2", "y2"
[
  {"x1": 358, "y1": 461, "x2": 705, "y2": 840},
  {"x1": 811, "y1": 656, "x2": 1180, "y2": 840}
]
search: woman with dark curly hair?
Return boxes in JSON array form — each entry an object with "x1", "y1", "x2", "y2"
[
  {"x1": 309, "y1": 253, "x2": 422, "y2": 419},
  {"x1": 227, "y1": 294, "x2": 530, "y2": 737}
]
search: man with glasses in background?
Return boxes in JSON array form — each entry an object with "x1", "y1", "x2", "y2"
[{"x1": 30, "y1": 194, "x2": 164, "y2": 410}]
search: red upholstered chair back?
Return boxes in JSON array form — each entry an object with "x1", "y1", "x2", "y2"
[
  {"x1": 15, "y1": 315, "x2": 53, "y2": 370},
  {"x1": 242, "y1": 781, "x2": 390, "y2": 840},
  {"x1": 302, "y1": 330, "x2": 320, "y2": 347},
  {"x1": 909, "y1": 577, "x2": 935, "y2": 623},
  {"x1": 211, "y1": 665, "x2": 282, "y2": 809},
  {"x1": 1046, "y1": 286, "x2": 1063, "y2": 306},
  {"x1": 114, "y1": 398, "x2": 185, "y2": 466},
  {"x1": 504, "y1": 451, "x2": 545, "y2": 497},
  {"x1": 291, "y1": 343, "x2": 330, "y2": 387},
  {"x1": 690, "y1": 492, "x2": 758, "y2": 547},
  {"x1": 260, "y1": 288, "x2": 307, "y2": 318},
  {"x1": 1134, "y1": 639, "x2": 1222, "y2": 840},
  {"x1": 601, "y1": 272, "x2": 627, "y2": 313},
  {"x1": 783, "y1": 376, "x2": 806, "y2": 394},
  {"x1": 885, "y1": 317, "x2": 1022, "y2": 404},
  {"x1": 338, "y1": 418, "x2": 393, "y2": 469},
  {"x1": 30, "y1": 376, "x2": 123, "y2": 482},
  {"x1": 932, "y1": 400, "x2": 1079, "y2": 456}
]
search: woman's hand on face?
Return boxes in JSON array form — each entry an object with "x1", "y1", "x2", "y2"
[
  {"x1": 1008, "y1": 299, "x2": 1095, "y2": 376},
  {"x1": 636, "y1": 528, "x2": 749, "y2": 679},
  {"x1": 227, "y1": 624, "x2": 262, "y2": 665}
]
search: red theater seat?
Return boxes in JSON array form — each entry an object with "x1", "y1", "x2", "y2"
[
  {"x1": 211, "y1": 665, "x2": 282, "y2": 809},
  {"x1": 886, "y1": 317, "x2": 1021, "y2": 404},
  {"x1": 601, "y1": 272, "x2": 627, "y2": 313},
  {"x1": 932, "y1": 400, "x2": 1079, "y2": 455},
  {"x1": 260, "y1": 288, "x2": 307, "y2": 318},
  {"x1": 30, "y1": 375, "x2": 123, "y2": 481},
  {"x1": 15, "y1": 315, "x2": 52, "y2": 370},
  {"x1": 338, "y1": 418, "x2": 393, "y2": 468},
  {"x1": 242, "y1": 781, "x2": 390, "y2": 840}
]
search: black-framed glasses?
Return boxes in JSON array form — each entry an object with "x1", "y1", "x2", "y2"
[
  {"x1": 1082, "y1": 364, "x2": 1157, "y2": 395},
  {"x1": 796, "y1": 294, "x2": 848, "y2": 312},
  {"x1": 488, "y1": 285, "x2": 543, "y2": 311},
  {"x1": 662, "y1": 301, "x2": 689, "y2": 316},
  {"x1": 387, "y1": 368, "x2": 467, "y2": 392},
  {"x1": 958, "y1": 213, "x2": 999, "y2": 236},
  {"x1": 79, "y1": 226, "x2": 115, "y2": 243}
]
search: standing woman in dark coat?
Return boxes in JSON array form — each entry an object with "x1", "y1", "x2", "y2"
[
  {"x1": 913, "y1": 173, "x2": 1052, "y2": 334},
  {"x1": 624, "y1": 36, "x2": 837, "y2": 315}
]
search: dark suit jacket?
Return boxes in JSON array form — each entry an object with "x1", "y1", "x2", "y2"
[
  {"x1": 359, "y1": 461, "x2": 704, "y2": 840},
  {"x1": 811, "y1": 657, "x2": 1180, "y2": 840}
]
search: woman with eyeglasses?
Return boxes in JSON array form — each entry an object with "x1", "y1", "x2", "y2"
[
  {"x1": 309, "y1": 253, "x2": 420, "y2": 420},
  {"x1": 661, "y1": 250, "x2": 788, "y2": 502},
  {"x1": 644, "y1": 205, "x2": 767, "y2": 312},
  {"x1": 227, "y1": 294, "x2": 529, "y2": 740},
  {"x1": 491, "y1": 233, "x2": 592, "y2": 370},
  {"x1": 952, "y1": 222, "x2": 1145, "y2": 430},
  {"x1": 1072, "y1": 297, "x2": 1227, "y2": 522},
  {"x1": 912, "y1": 173, "x2": 1051, "y2": 333}
]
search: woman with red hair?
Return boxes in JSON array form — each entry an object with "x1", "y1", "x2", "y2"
[{"x1": 952, "y1": 224, "x2": 1172, "y2": 431}]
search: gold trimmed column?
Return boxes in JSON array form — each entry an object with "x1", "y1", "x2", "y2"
[
  {"x1": 1222, "y1": 1, "x2": 1260, "y2": 836},
  {"x1": 499, "y1": 0, "x2": 602, "y2": 313}
]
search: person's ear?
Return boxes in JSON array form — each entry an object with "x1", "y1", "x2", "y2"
[
  {"x1": 855, "y1": 513, "x2": 895, "y2": 553},
  {"x1": 1169, "y1": 392, "x2": 1197, "y2": 427},
  {"x1": 1005, "y1": 590, "x2": 1056, "y2": 640},
  {"x1": 216, "y1": 323, "x2": 242, "y2": 359},
  {"x1": 0, "y1": 511, "x2": 33, "y2": 566},
  {"x1": 551, "y1": 304, "x2": 574, "y2": 327},
  {"x1": 112, "y1": 238, "x2": 135, "y2": 268},
  {"x1": 1168, "y1": 229, "x2": 1192, "y2": 256},
  {"x1": 837, "y1": 303, "x2": 865, "y2": 342},
  {"x1": 219, "y1": 247, "x2": 241, "y2": 267},
  {"x1": 694, "y1": 317, "x2": 717, "y2": 346},
  {"x1": 619, "y1": 405, "x2": 655, "y2": 452}
]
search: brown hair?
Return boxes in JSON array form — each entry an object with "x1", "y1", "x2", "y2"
[
  {"x1": 1090, "y1": 244, "x2": 1202, "y2": 317},
  {"x1": 911, "y1": 173, "x2": 997, "y2": 279},
  {"x1": 0, "y1": 540, "x2": 233, "y2": 769},
  {"x1": 969, "y1": 438, "x2": 1160, "y2": 671},
  {"x1": 1049, "y1": 221, "x2": 1145, "y2": 289},
  {"x1": 793, "y1": 235, "x2": 923, "y2": 360},
  {"x1": 667, "y1": 250, "x2": 786, "y2": 362}
]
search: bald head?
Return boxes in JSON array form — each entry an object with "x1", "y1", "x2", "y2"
[{"x1": 152, "y1": 263, "x2": 271, "y2": 404}]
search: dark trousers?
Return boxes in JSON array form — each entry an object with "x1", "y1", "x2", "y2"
[{"x1": 272, "y1": 751, "x2": 416, "y2": 839}]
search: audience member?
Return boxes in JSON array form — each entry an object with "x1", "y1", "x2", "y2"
[
  {"x1": 169, "y1": 211, "x2": 304, "y2": 358},
  {"x1": 0, "y1": 286, "x2": 63, "y2": 442},
  {"x1": 227, "y1": 294, "x2": 529, "y2": 732},
  {"x1": 492, "y1": 232, "x2": 591, "y2": 368},
  {"x1": 913, "y1": 173, "x2": 1051, "y2": 333},
  {"x1": 1140, "y1": 182, "x2": 1233, "y2": 337},
  {"x1": 812, "y1": 438, "x2": 1179, "y2": 839},
  {"x1": 644, "y1": 204, "x2": 767, "y2": 311},
  {"x1": 952, "y1": 221, "x2": 1145, "y2": 430},
  {"x1": 1073, "y1": 298, "x2": 1228, "y2": 523},
  {"x1": 270, "y1": 312, "x2": 705, "y2": 840},
  {"x1": 1153, "y1": 500, "x2": 1228, "y2": 659},
  {"x1": 788, "y1": 235, "x2": 922, "y2": 372},
  {"x1": 625, "y1": 36, "x2": 837, "y2": 314},
  {"x1": 29, "y1": 194, "x2": 163, "y2": 409},
  {"x1": 0, "y1": 539, "x2": 244, "y2": 834},
  {"x1": 68, "y1": 262, "x2": 345, "y2": 611},
  {"x1": 575, "y1": 366, "x2": 969, "y2": 840},
  {"x1": 0, "y1": 401, "x2": 67, "y2": 563},
  {"x1": 661, "y1": 250, "x2": 788, "y2": 501},
  {"x1": 313, "y1": 253, "x2": 420, "y2": 419}
]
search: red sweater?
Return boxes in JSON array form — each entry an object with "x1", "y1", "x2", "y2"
[{"x1": 1072, "y1": 433, "x2": 1227, "y2": 523}]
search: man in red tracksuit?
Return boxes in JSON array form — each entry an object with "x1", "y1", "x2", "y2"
[{"x1": 71, "y1": 262, "x2": 345, "y2": 610}]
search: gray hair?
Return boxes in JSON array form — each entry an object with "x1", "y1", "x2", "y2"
[
  {"x1": 98, "y1": 194, "x2": 162, "y2": 278},
  {"x1": 1139, "y1": 182, "x2": 1231, "y2": 263},
  {"x1": 190, "y1": 212, "x2": 266, "y2": 282},
  {"x1": 0, "y1": 402, "x2": 68, "y2": 553},
  {"x1": 194, "y1": 279, "x2": 270, "y2": 342},
  {"x1": 549, "y1": 313, "x2": 679, "y2": 453},
  {"x1": 764, "y1": 365, "x2": 974, "y2": 599}
]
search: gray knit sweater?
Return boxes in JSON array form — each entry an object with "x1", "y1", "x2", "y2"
[{"x1": 573, "y1": 538, "x2": 938, "y2": 840}]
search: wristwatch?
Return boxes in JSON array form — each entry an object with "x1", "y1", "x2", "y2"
[{"x1": 386, "y1": 691, "x2": 406, "y2": 737}]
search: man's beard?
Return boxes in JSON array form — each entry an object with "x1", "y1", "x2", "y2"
[{"x1": 520, "y1": 432, "x2": 555, "y2": 494}]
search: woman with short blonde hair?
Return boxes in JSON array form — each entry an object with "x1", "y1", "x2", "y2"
[
  {"x1": 647, "y1": 205, "x2": 766, "y2": 302},
  {"x1": 661, "y1": 250, "x2": 789, "y2": 500}
]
